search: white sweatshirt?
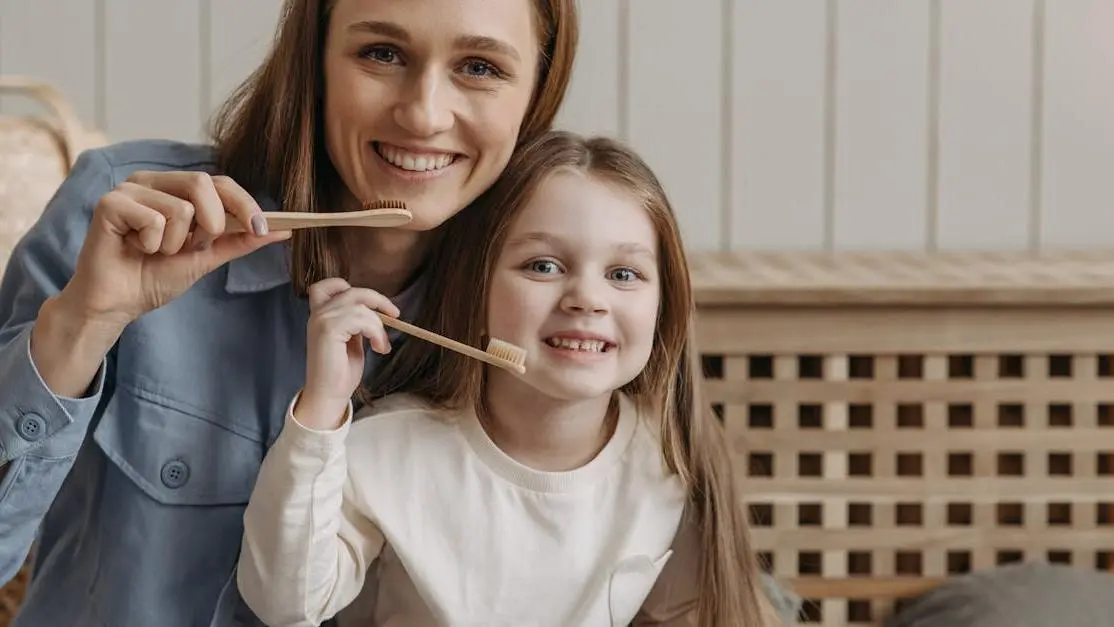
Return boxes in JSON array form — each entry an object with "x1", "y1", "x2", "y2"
[{"x1": 237, "y1": 392, "x2": 688, "y2": 627}]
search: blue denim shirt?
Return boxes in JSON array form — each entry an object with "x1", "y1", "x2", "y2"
[{"x1": 0, "y1": 140, "x2": 396, "y2": 627}]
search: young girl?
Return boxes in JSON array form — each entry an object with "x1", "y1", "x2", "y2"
[{"x1": 237, "y1": 131, "x2": 775, "y2": 627}]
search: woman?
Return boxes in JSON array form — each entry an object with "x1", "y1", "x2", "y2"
[{"x1": 0, "y1": 1, "x2": 576, "y2": 626}]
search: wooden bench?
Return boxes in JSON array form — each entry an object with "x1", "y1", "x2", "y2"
[{"x1": 690, "y1": 251, "x2": 1114, "y2": 626}]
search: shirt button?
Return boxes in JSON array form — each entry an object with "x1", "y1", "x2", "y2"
[
  {"x1": 16, "y1": 413, "x2": 46, "y2": 442},
  {"x1": 160, "y1": 459, "x2": 190, "y2": 489}
]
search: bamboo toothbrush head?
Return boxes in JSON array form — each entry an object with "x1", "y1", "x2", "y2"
[{"x1": 484, "y1": 338, "x2": 528, "y2": 374}]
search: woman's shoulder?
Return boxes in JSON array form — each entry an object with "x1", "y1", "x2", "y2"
[{"x1": 87, "y1": 138, "x2": 218, "y2": 178}]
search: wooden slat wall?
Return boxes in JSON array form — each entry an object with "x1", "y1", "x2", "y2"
[{"x1": 1, "y1": 0, "x2": 1111, "y2": 253}]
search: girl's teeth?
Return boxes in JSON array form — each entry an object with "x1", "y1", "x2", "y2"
[
  {"x1": 377, "y1": 144, "x2": 454, "y2": 171},
  {"x1": 548, "y1": 338, "x2": 607, "y2": 352}
]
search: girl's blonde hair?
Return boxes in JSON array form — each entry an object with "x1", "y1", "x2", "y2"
[{"x1": 368, "y1": 130, "x2": 772, "y2": 627}]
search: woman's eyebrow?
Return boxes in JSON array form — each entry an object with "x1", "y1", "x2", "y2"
[{"x1": 346, "y1": 19, "x2": 521, "y2": 61}]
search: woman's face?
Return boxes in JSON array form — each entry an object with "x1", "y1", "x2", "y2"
[{"x1": 323, "y1": 0, "x2": 541, "y2": 230}]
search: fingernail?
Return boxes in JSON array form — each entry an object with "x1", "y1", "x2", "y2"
[{"x1": 251, "y1": 214, "x2": 268, "y2": 236}]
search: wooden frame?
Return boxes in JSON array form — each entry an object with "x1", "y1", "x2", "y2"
[{"x1": 692, "y1": 251, "x2": 1114, "y2": 626}]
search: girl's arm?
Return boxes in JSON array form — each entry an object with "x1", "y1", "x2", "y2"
[{"x1": 237, "y1": 396, "x2": 385, "y2": 627}]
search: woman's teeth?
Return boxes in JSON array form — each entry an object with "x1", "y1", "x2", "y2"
[
  {"x1": 546, "y1": 338, "x2": 610, "y2": 352},
  {"x1": 376, "y1": 143, "x2": 455, "y2": 171}
]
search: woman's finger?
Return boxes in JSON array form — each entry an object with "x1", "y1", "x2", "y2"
[
  {"x1": 116, "y1": 182, "x2": 199, "y2": 254},
  {"x1": 98, "y1": 189, "x2": 169, "y2": 254},
  {"x1": 211, "y1": 175, "x2": 266, "y2": 236},
  {"x1": 126, "y1": 170, "x2": 242, "y2": 243}
]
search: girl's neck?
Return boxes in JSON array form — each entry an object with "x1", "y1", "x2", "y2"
[
  {"x1": 341, "y1": 227, "x2": 431, "y2": 297},
  {"x1": 480, "y1": 375, "x2": 619, "y2": 472}
]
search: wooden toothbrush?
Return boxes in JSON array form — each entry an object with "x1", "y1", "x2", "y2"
[
  {"x1": 375, "y1": 312, "x2": 527, "y2": 374},
  {"x1": 223, "y1": 200, "x2": 412, "y2": 233}
]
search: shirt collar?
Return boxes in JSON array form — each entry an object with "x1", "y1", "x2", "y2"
[
  {"x1": 224, "y1": 194, "x2": 294, "y2": 294},
  {"x1": 224, "y1": 241, "x2": 293, "y2": 294}
]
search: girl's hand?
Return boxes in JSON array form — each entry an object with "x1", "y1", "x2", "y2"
[{"x1": 295, "y1": 278, "x2": 400, "y2": 430}]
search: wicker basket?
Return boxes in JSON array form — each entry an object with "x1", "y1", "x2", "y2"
[
  {"x1": 0, "y1": 76, "x2": 105, "y2": 627},
  {"x1": 691, "y1": 251, "x2": 1114, "y2": 626},
  {"x1": 0, "y1": 76, "x2": 107, "y2": 271}
]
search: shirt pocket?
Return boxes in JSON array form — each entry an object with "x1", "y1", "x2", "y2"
[
  {"x1": 93, "y1": 385, "x2": 263, "y2": 505},
  {"x1": 87, "y1": 385, "x2": 265, "y2": 627},
  {"x1": 608, "y1": 549, "x2": 674, "y2": 627}
]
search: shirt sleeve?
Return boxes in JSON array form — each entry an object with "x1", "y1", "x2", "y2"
[
  {"x1": 238, "y1": 392, "x2": 386, "y2": 627},
  {"x1": 0, "y1": 148, "x2": 113, "y2": 585}
]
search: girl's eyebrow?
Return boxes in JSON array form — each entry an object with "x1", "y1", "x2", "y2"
[
  {"x1": 616, "y1": 242, "x2": 656, "y2": 260},
  {"x1": 505, "y1": 232, "x2": 560, "y2": 249}
]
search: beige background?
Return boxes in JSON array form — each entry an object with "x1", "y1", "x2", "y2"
[{"x1": 1, "y1": 0, "x2": 1111, "y2": 253}]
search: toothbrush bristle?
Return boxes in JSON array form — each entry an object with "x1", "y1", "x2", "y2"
[
  {"x1": 363, "y1": 199, "x2": 408, "y2": 210},
  {"x1": 486, "y1": 338, "x2": 527, "y2": 370}
]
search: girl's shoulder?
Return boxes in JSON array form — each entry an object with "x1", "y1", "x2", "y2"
[{"x1": 350, "y1": 393, "x2": 464, "y2": 438}]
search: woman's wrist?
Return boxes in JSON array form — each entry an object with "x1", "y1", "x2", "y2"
[{"x1": 31, "y1": 295, "x2": 126, "y2": 398}]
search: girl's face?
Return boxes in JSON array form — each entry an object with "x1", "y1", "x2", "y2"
[
  {"x1": 322, "y1": 0, "x2": 540, "y2": 230},
  {"x1": 486, "y1": 170, "x2": 661, "y2": 402}
]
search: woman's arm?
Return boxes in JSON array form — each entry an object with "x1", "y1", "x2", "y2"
[
  {"x1": 238, "y1": 395, "x2": 385, "y2": 627},
  {"x1": 0, "y1": 149, "x2": 116, "y2": 585}
]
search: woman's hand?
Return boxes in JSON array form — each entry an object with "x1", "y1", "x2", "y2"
[
  {"x1": 58, "y1": 170, "x2": 291, "y2": 333},
  {"x1": 295, "y1": 278, "x2": 400, "y2": 430}
]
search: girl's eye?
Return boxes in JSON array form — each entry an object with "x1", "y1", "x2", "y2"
[
  {"x1": 608, "y1": 267, "x2": 640, "y2": 282},
  {"x1": 360, "y1": 44, "x2": 400, "y2": 64},
  {"x1": 527, "y1": 260, "x2": 560, "y2": 274},
  {"x1": 461, "y1": 59, "x2": 502, "y2": 79}
]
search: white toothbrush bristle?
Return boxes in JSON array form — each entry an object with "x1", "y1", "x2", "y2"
[{"x1": 486, "y1": 338, "x2": 527, "y2": 372}]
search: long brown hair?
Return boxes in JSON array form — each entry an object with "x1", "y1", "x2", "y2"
[
  {"x1": 368, "y1": 130, "x2": 772, "y2": 627},
  {"x1": 207, "y1": 0, "x2": 578, "y2": 295}
]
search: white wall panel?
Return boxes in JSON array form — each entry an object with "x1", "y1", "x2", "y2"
[
  {"x1": 104, "y1": 0, "x2": 202, "y2": 142},
  {"x1": 937, "y1": 0, "x2": 1035, "y2": 250},
  {"x1": 0, "y1": 0, "x2": 98, "y2": 125},
  {"x1": 1040, "y1": 0, "x2": 1114, "y2": 248},
  {"x1": 731, "y1": 0, "x2": 828, "y2": 250},
  {"x1": 554, "y1": 0, "x2": 622, "y2": 138},
  {"x1": 627, "y1": 0, "x2": 725, "y2": 252},
  {"x1": 832, "y1": 1, "x2": 931, "y2": 250},
  {"x1": 207, "y1": 0, "x2": 285, "y2": 123}
]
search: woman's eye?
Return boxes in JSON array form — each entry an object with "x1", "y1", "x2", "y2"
[
  {"x1": 461, "y1": 59, "x2": 501, "y2": 79},
  {"x1": 360, "y1": 45, "x2": 400, "y2": 64}
]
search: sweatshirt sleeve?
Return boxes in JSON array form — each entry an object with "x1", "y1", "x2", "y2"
[
  {"x1": 0, "y1": 148, "x2": 114, "y2": 585},
  {"x1": 238, "y1": 394, "x2": 386, "y2": 627}
]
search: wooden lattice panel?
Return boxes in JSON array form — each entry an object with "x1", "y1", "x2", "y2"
[{"x1": 691, "y1": 252, "x2": 1114, "y2": 626}]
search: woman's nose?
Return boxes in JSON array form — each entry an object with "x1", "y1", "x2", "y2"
[{"x1": 393, "y1": 70, "x2": 454, "y2": 137}]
